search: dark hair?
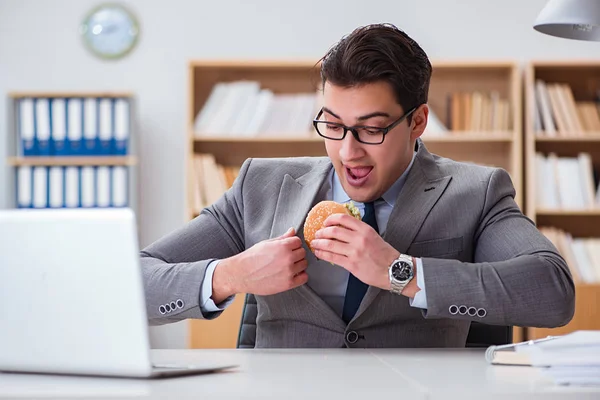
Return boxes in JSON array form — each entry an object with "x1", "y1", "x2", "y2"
[{"x1": 319, "y1": 23, "x2": 432, "y2": 117}]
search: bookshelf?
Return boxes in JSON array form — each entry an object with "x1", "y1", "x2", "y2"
[
  {"x1": 6, "y1": 92, "x2": 137, "y2": 213},
  {"x1": 524, "y1": 61, "x2": 600, "y2": 341},
  {"x1": 186, "y1": 60, "x2": 523, "y2": 348}
]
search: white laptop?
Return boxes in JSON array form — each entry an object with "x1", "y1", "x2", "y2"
[{"x1": 0, "y1": 208, "x2": 237, "y2": 378}]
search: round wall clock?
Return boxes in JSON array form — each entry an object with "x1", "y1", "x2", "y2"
[{"x1": 80, "y1": 4, "x2": 140, "y2": 60}]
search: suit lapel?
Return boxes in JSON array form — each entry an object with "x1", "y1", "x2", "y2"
[
  {"x1": 269, "y1": 159, "x2": 332, "y2": 239},
  {"x1": 269, "y1": 159, "x2": 346, "y2": 327},
  {"x1": 355, "y1": 139, "x2": 452, "y2": 319}
]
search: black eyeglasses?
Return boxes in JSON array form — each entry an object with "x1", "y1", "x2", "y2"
[{"x1": 312, "y1": 106, "x2": 417, "y2": 145}]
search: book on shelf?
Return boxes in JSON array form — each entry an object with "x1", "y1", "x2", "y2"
[
  {"x1": 444, "y1": 90, "x2": 510, "y2": 132},
  {"x1": 540, "y1": 226, "x2": 600, "y2": 284},
  {"x1": 16, "y1": 96, "x2": 131, "y2": 157},
  {"x1": 191, "y1": 153, "x2": 240, "y2": 215},
  {"x1": 535, "y1": 152, "x2": 600, "y2": 209},
  {"x1": 193, "y1": 80, "x2": 321, "y2": 138},
  {"x1": 534, "y1": 80, "x2": 600, "y2": 136},
  {"x1": 16, "y1": 165, "x2": 129, "y2": 209}
]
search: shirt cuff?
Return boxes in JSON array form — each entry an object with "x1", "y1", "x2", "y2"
[
  {"x1": 200, "y1": 259, "x2": 235, "y2": 313},
  {"x1": 409, "y1": 257, "x2": 428, "y2": 309}
]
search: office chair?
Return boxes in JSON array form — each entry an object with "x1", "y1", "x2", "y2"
[{"x1": 236, "y1": 293, "x2": 513, "y2": 348}]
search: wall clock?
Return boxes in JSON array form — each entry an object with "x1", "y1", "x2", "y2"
[{"x1": 80, "y1": 4, "x2": 139, "y2": 60}]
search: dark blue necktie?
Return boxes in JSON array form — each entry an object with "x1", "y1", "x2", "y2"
[{"x1": 342, "y1": 201, "x2": 379, "y2": 323}]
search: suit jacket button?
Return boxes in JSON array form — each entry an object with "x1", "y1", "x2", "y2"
[
  {"x1": 159, "y1": 305, "x2": 166, "y2": 315},
  {"x1": 346, "y1": 331, "x2": 359, "y2": 344}
]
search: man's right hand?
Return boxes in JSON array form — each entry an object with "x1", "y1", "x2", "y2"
[{"x1": 211, "y1": 228, "x2": 308, "y2": 304}]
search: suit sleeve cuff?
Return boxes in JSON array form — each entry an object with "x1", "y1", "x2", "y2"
[
  {"x1": 200, "y1": 260, "x2": 235, "y2": 313},
  {"x1": 409, "y1": 257, "x2": 428, "y2": 309}
]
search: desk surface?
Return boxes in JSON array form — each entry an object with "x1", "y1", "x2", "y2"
[{"x1": 0, "y1": 348, "x2": 598, "y2": 399}]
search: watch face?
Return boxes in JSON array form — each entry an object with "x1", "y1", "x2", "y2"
[{"x1": 392, "y1": 261, "x2": 412, "y2": 281}]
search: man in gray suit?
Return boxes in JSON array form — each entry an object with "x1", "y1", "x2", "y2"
[{"x1": 141, "y1": 24, "x2": 575, "y2": 348}]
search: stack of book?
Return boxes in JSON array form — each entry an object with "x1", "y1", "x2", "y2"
[
  {"x1": 535, "y1": 152, "x2": 599, "y2": 210},
  {"x1": 193, "y1": 81, "x2": 320, "y2": 137},
  {"x1": 534, "y1": 80, "x2": 600, "y2": 135}
]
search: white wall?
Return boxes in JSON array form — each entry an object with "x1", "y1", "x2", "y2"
[{"x1": 1, "y1": 0, "x2": 598, "y2": 348}]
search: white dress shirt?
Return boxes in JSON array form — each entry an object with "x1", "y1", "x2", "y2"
[{"x1": 200, "y1": 153, "x2": 428, "y2": 314}]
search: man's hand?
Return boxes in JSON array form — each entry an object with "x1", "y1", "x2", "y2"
[
  {"x1": 211, "y1": 228, "x2": 308, "y2": 303},
  {"x1": 310, "y1": 213, "x2": 418, "y2": 297}
]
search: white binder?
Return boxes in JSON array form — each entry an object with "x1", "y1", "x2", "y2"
[
  {"x1": 80, "y1": 166, "x2": 95, "y2": 208},
  {"x1": 114, "y1": 99, "x2": 129, "y2": 155},
  {"x1": 32, "y1": 166, "x2": 48, "y2": 208},
  {"x1": 17, "y1": 166, "x2": 32, "y2": 208},
  {"x1": 51, "y1": 98, "x2": 67, "y2": 155},
  {"x1": 64, "y1": 167, "x2": 80, "y2": 208},
  {"x1": 35, "y1": 98, "x2": 51, "y2": 155},
  {"x1": 96, "y1": 166, "x2": 111, "y2": 207},
  {"x1": 83, "y1": 98, "x2": 98, "y2": 155},
  {"x1": 18, "y1": 98, "x2": 35, "y2": 156},
  {"x1": 48, "y1": 167, "x2": 64, "y2": 208},
  {"x1": 67, "y1": 98, "x2": 83, "y2": 155},
  {"x1": 99, "y1": 98, "x2": 113, "y2": 154},
  {"x1": 112, "y1": 166, "x2": 128, "y2": 207}
]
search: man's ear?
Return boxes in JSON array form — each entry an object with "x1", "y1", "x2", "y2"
[{"x1": 409, "y1": 104, "x2": 429, "y2": 141}]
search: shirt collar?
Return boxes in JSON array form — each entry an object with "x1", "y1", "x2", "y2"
[{"x1": 332, "y1": 151, "x2": 416, "y2": 207}]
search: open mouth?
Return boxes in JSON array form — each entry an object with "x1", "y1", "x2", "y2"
[{"x1": 345, "y1": 166, "x2": 373, "y2": 186}]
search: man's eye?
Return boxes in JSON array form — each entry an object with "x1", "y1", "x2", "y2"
[{"x1": 326, "y1": 124, "x2": 342, "y2": 132}]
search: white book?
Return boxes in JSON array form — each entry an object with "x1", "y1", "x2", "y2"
[
  {"x1": 98, "y1": 98, "x2": 113, "y2": 150},
  {"x1": 48, "y1": 166, "x2": 63, "y2": 208},
  {"x1": 535, "y1": 80, "x2": 556, "y2": 136},
  {"x1": 111, "y1": 167, "x2": 128, "y2": 207},
  {"x1": 194, "y1": 82, "x2": 229, "y2": 135},
  {"x1": 577, "y1": 153, "x2": 596, "y2": 208},
  {"x1": 230, "y1": 88, "x2": 260, "y2": 135},
  {"x1": 19, "y1": 98, "x2": 35, "y2": 154},
  {"x1": 537, "y1": 153, "x2": 560, "y2": 209},
  {"x1": 556, "y1": 157, "x2": 586, "y2": 209},
  {"x1": 32, "y1": 166, "x2": 48, "y2": 208},
  {"x1": 17, "y1": 166, "x2": 32, "y2": 208},
  {"x1": 244, "y1": 89, "x2": 274, "y2": 136},
  {"x1": 96, "y1": 166, "x2": 111, "y2": 207},
  {"x1": 64, "y1": 167, "x2": 80, "y2": 208},
  {"x1": 35, "y1": 98, "x2": 51, "y2": 152},
  {"x1": 80, "y1": 166, "x2": 95, "y2": 208},
  {"x1": 51, "y1": 98, "x2": 67, "y2": 149},
  {"x1": 424, "y1": 109, "x2": 449, "y2": 136},
  {"x1": 572, "y1": 239, "x2": 599, "y2": 283}
]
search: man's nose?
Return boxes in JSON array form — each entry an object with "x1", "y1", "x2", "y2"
[{"x1": 339, "y1": 130, "x2": 364, "y2": 160}]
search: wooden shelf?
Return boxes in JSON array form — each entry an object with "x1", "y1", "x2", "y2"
[
  {"x1": 7, "y1": 156, "x2": 137, "y2": 167},
  {"x1": 524, "y1": 61, "x2": 600, "y2": 340},
  {"x1": 8, "y1": 91, "x2": 133, "y2": 98},
  {"x1": 535, "y1": 133, "x2": 600, "y2": 141},
  {"x1": 192, "y1": 135, "x2": 321, "y2": 143},
  {"x1": 537, "y1": 209, "x2": 600, "y2": 216}
]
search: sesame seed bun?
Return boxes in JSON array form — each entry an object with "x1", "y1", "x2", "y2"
[{"x1": 303, "y1": 200, "x2": 361, "y2": 252}]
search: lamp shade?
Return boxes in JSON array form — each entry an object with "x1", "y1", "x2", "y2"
[{"x1": 534, "y1": 0, "x2": 600, "y2": 41}]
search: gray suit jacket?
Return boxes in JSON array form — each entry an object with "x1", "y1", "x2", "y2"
[{"x1": 140, "y1": 139, "x2": 575, "y2": 348}]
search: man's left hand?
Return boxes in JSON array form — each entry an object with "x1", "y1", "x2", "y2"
[{"x1": 310, "y1": 213, "x2": 400, "y2": 291}]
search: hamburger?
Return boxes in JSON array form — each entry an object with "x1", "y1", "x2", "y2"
[{"x1": 303, "y1": 200, "x2": 361, "y2": 252}]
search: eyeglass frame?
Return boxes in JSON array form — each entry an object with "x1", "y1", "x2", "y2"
[{"x1": 312, "y1": 105, "x2": 418, "y2": 145}]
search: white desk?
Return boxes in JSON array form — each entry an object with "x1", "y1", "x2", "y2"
[{"x1": 0, "y1": 349, "x2": 598, "y2": 399}]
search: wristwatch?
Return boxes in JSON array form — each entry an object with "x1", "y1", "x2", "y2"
[{"x1": 388, "y1": 254, "x2": 414, "y2": 295}]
